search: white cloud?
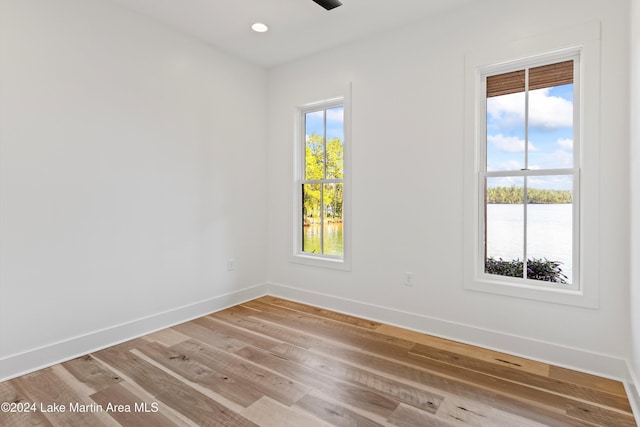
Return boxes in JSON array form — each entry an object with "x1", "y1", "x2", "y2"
[
  {"x1": 529, "y1": 89, "x2": 573, "y2": 129},
  {"x1": 487, "y1": 176, "x2": 523, "y2": 188},
  {"x1": 553, "y1": 150, "x2": 574, "y2": 167},
  {"x1": 488, "y1": 134, "x2": 536, "y2": 153},
  {"x1": 528, "y1": 174, "x2": 573, "y2": 191},
  {"x1": 306, "y1": 110, "x2": 323, "y2": 120},
  {"x1": 487, "y1": 88, "x2": 573, "y2": 130},
  {"x1": 529, "y1": 150, "x2": 573, "y2": 170},
  {"x1": 326, "y1": 107, "x2": 344, "y2": 122},
  {"x1": 486, "y1": 92, "x2": 524, "y2": 129},
  {"x1": 557, "y1": 138, "x2": 573, "y2": 150},
  {"x1": 498, "y1": 160, "x2": 522, "y2": 171}
]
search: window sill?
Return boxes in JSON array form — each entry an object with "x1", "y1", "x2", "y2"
[
  {"x1": 464, "y1": 276, "x2": 597, "y2": 309},
  {"x1": 290, "y1": 253, "x2": 351, "y2": 271}
]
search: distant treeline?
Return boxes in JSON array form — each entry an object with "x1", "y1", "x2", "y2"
[{"x1": 487, "y1": 186, "x2": 572, "y2": 204}]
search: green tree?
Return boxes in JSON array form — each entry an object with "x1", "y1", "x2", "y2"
[
  {"x1": 305, "y1": 133, "x2": 324, "y2": 180},
  {"x1": 303, "y1": 133, "x2": 344, "y2": 224},
  {"x1": 486, "y1": 186, "x2": 572, "y2": 204},
  {"x1": 326, "y1": 137, "x2": 344, "y2": 179}
]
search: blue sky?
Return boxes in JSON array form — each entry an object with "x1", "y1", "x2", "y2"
[
  {"x1": 305, "y1": 106, "x2": 344, "y2": 142},
  {"x1": 486, "y1": 84, "x2": 574, "y2": 191}
]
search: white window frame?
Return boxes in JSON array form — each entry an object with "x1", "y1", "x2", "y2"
[
  {"x1": 292, "y1": 90, "x2": 351, "y2": 270},
  {"x1": 480, "y1": 53, "x2": 581, "y2": 292},
  {"x1": 463, "y1": 23, "x2": 600, "y2": 308}
]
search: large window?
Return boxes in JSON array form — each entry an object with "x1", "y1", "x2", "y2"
[
  {"x1": 296, "y1": 99, "x2": 346, "y2": 263},
  {"x1": 481, "y1": 56, "x2": 580, "y2": 290},
  {"x1": 464, "y1": 24, "x2": 600, "y2": 307}
]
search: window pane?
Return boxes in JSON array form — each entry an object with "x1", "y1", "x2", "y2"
[
  {"x1": 305, "y1": 111, "x2": 324, "y2": 180},
  {"x1": 486, "y1": 92, "x2": 526, "y2": 171},
  {"x1": 323, "y1": 183, "x2": 343, "y2": 256},
  {"x1": 526, "y1": 176, "x2": 573, "y2": 284},
  {"x1": 527, "y1": 84, "x2": 574, "y2": 170},
  {"x1": 302, "y1": 184, "x2": 321, "y2": 254},
  {"x1": 485, "y1": 177, "x2": 524, "y2": 278},
  {"x1": 326, "y1": 107, "x2": 344, "y2": 179}
]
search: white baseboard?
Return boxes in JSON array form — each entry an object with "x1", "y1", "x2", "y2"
[
  {"x1": 267, "y1": 282, "x2": 629, "y2": 381},
  {"x1": 0, "y1": 283, "x2": 268, "y2": 382},
  {"x1": 625, "y1": 364, "x2": 640, "y2": 423},
  {"x1": 3, "y1": 278, "x2": 635, "y2": 421}
]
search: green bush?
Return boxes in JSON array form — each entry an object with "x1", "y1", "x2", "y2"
[{"x1": 485, "y1": 257, "x2": 568, "y2": 284}]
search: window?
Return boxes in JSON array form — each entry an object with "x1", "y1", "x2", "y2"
[
  {"x1": 464, "y1": 22, "x2": 601, "y2": 307},
  {"x1": 294, "y1": 97, "x2": 348, "y2": 267},
  {"x1": 481, "y1": 56, "x2": 580, "y2": 291}
]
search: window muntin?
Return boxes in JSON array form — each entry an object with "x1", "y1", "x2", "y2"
[
  {"x1": 299, "y1": 102, "x2": 345, "y2": 258},
  {"x1": 481, "y1": 56, "x2": 579, "y2": 289}
]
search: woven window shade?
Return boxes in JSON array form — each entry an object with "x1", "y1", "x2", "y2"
[
  {"x1": 529, "y1": 60, "x2": 574, "y2": 91},
  {"x1": 486, "y1": 70, "x2": 525, "y2": 98},
  {"x1": 486, "y1": 60, "x2": 573, "y2": 98}
]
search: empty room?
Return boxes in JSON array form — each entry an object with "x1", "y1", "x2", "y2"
[{"x1": 2, "y1": 0, "x2": 640, "y2": 425}]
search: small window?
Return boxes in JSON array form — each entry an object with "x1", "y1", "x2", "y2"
[
  {"x1": 294, "y1": 98, "x2": 347, "y2": 266},
  {"x1": 480, "y1": 56, "x2": 580, "y2": 291}
]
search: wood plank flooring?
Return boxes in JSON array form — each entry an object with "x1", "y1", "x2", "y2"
[{"x1": 0, "y1": 296, "x2": 636, "y2": 426}]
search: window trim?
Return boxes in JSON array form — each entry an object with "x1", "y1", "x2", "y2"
[
  {"x1": 291, "y1": 87, "x2": 351, "y2": 270},
  {"x1": 463, "y1": 23, "x2": 600, "y2": 308}
]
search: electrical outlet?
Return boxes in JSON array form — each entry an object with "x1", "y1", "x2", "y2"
[
  {"x1": 404, "y1": 272, "x2": 414, "y2": 287},
  {"x1": 227, "y1": 259, "x2": 235, "y2": 271}
]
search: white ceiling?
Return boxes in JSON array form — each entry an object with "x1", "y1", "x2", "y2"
[{"x1": 108, "y1": 0, "x2": 478, "y2": 68}]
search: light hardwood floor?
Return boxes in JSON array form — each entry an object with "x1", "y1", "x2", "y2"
[{"x1": 0, "y1": 296, "x2": 636, "y2": 426}]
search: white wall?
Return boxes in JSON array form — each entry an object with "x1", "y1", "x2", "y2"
[
  {"x1": 267, "y1": 0, "x2": 631, "y2": 374},
  {"x1": 630, "y1": 0, "x2": 640, "y2": 384},
  {"x1": 0, "y1": 0, "x2": 267, "y2": 374}
]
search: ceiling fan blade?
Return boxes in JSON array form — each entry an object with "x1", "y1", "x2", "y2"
[{"x1": 311, "y1": 0, "x2": 343, "y2": 10}]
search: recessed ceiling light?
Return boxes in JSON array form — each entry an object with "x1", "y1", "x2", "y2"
[{"x1": 251, "y1": 23, "x2": 269, "y2": 33}]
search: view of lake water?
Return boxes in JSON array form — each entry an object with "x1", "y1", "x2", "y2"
[
  {"x1": 303, "y1": 223, "x2": 343, "y2": 256},
  {"x1": 486, "y1": 203, "x2": 573, "y2": 283},
  {"x1": 303, "y1": 204, "x2": 573, "y2": 283}
]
